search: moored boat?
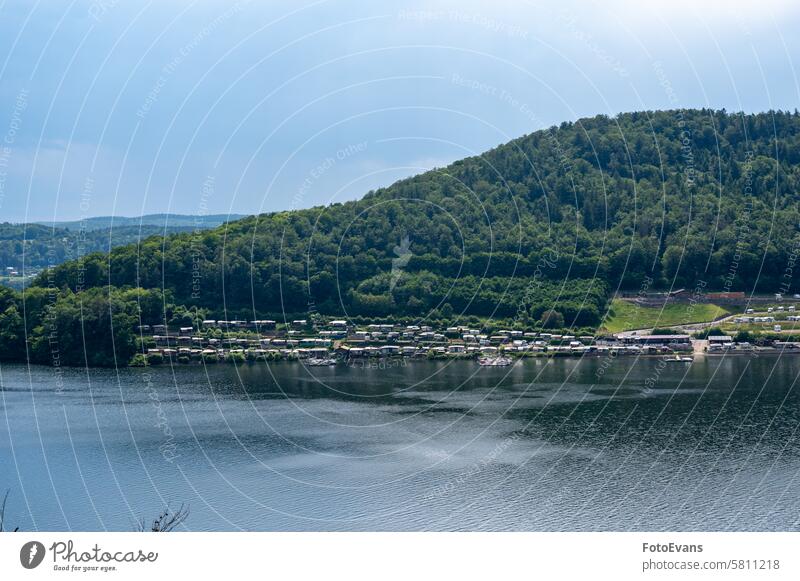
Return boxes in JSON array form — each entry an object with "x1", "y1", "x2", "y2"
[
  {"x1": 307, "y1": 357, "x2": 337, "y2": 366},
  {"x1": 478, "y1": 356, "x2": 513, "y2": 366}
]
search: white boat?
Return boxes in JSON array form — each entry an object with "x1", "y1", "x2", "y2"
[
  {"x1": 478, "y1": 356, "x2": 513, "y2": 366},
  {"x1": 666, "y1": 355, "x2": 693, "y2": 363},
  {"x1": 307, "y1": 357, "x2": 337, "y2": 366}
]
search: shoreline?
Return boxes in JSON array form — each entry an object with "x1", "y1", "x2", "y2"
[{"x1": 3, "y1": 348, "x2": 791, "y2": 370}]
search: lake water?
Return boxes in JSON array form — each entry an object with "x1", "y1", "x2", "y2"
[{"x1": 2, "y1": 355, "x2": 800, "y2": 531}]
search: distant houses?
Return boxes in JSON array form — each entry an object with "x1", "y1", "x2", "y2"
[{"x1": 128, "y1": 294, "x2": 800, "y2": 367}]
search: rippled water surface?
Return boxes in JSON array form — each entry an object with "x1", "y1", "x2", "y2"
[{"x1": 2, "y1": 355, "x2": 800, "y2": 531}]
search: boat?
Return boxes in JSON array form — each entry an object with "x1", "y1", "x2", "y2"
[
  {"x1": 666, "y1": 355, "x2": 693, "y2": 363},
  {"x1": 307, "y1": 357, "x2": 337, "y2": 366},
  {"x1": 478, "y1": 356, "x2": 513, "y2": 366}
]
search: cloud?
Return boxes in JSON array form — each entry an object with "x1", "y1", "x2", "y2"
[{"x1": 559, "y1": 0, "x2": 799, "y2": 35}]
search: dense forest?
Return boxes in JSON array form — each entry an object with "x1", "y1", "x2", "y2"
[{"x1": 2, "y1": 109, "x2": 800, "y2": 365}]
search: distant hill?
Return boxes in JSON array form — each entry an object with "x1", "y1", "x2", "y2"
[
  {"x1": 33, "y1": 213, "x2": 245, "y2": 231},
  {"x1": 0, "y1": 214, "x2": 243, "y2": 276}
]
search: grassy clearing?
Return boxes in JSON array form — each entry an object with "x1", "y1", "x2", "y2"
[
  {"x1": 721, "y1": 321, "x2": 800, "y2": 333},
  {"x1": 600, "y1": 299, "x2": 730, "y2": 333}
]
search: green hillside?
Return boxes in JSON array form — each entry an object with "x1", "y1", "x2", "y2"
[
  {"x1": 600, "y1": 299, "x2": 730, "y2": 333},
  {"x1": 2, "y1": 108, "x2": 800, "y2": 365}
]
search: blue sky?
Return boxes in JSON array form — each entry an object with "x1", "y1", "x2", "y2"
[{"x1": 0, "y1": 0, "x2": 798, "y2": 222}]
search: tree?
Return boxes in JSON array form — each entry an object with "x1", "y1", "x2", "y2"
[
  {"x1": 539, "y1": 309, "x2": 565, "y2": 329},
  {"x1": 0, "y1": 305, "x2": 25, "y2": 361},
  {"x1": 27, "y1": 288, "x2": 140, "y2": 367}
]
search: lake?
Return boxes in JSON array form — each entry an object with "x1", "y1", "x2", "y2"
[{"x1": 1, "y1": 355, "x2": 799, "y2": 531}]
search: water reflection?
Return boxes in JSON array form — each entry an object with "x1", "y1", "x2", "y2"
[{"x1": 1, "y1": 355, "x2": 799, "y2": 531}]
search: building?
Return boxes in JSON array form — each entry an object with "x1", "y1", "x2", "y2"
[
  {"x1": 706, "y1": 291, "x2": 745, "y2": 300},
  {"x1": 707, "y1": 335, "x2": 733, "y2": 345},
  {"x1": 621, "y1": 334, "x2": 691, "y2": 345},
  {"x1": 380, "y1": 345, "x2": 401, "y2": 356}
]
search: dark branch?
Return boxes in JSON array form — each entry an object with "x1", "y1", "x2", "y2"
[{"x1": 136, "y1": 503, "x2": 189, "y2": 532}]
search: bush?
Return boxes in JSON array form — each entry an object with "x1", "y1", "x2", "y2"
[
  {"x1": 652, "y1": 327, "x2": 678, "y2": 335},
  {"x1": 225, "y1": 351, "x2": 246, "y2": 364},
  {"x1": 146, "y1": 352, "x2": 164, "y2": 365},
  {"x1": 129, "y1": 353, "x2": 148, "y2": 367}
]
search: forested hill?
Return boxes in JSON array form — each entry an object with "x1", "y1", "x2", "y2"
[
  {"x1": 31, "y1": 109, "x2": 800, "y2": 328},
  {"x1": 2, "y1": 108, "x2": 798, "y2": 366}
]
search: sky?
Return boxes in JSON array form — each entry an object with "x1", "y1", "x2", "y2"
[{"x1": 0, "y1": 0, "x2": 798, "y2": 222}]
